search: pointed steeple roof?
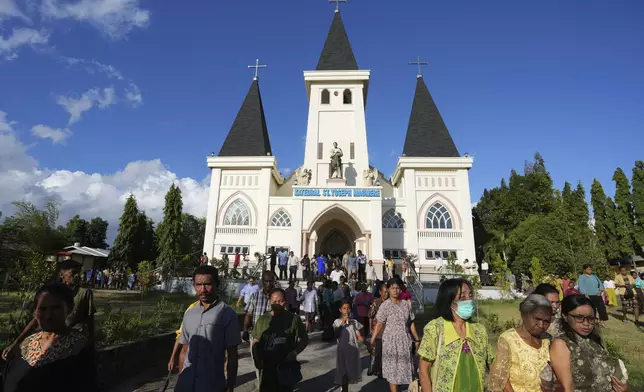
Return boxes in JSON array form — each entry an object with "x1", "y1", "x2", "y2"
[
  {"x1": 402, "y1": 76, "x2": 460, "y2": 158},
  {"x1": 218, "y1": 79, "x2": 272, "y2": 157},
  {"x1": 316, "y1": 11, "x2": 358, "y2": 71}
]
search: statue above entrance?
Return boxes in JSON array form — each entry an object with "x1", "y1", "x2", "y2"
[
  {"x1": 329, "y1": 142, "x2": 343, "y2": 179},
  {"x1": 363, "y1": 167, "x2": 379, "y2": 186},
  {"x1": 294, "y1": 168, "x2": 311, "y2": 185}
]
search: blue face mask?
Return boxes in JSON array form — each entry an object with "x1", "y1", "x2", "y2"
[{"x1": 455, "y1": 300, "x2": 475, "y2": 320}]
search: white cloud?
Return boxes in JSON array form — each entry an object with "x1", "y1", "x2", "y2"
[
  {"x1": 56, "y1": 86, "x2": 117, "y2": 124},
  {"x1": 0, "y1": 28, "x2": 48, "y2": 60},
  {"x1": 0, "y1": 0, "x2": 29, "y2": 21},
  {"x1": 124, "y1": 83, "x2": 142, "y2": 106},
  {"x1": 62, "y1": 56, "x2": 124, "y2": 80},
  {"x1": 1, "y1": 109, "x2": 209, "y2": 241},
  {"x1": 41, "y1": 0, "x2": 150, "y2": 39},
  {"x1": 281, "y1": 168, "x2": 292, "y2": 175},
  {"x1": 31, "y1": 124, "x2": 72, "y2": 144}
]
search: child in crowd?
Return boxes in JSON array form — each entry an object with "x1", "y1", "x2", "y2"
[{"x1": 333, "y1": 300, "x2": 365, "y2": 392}]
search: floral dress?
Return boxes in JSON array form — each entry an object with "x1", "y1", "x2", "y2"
[
  {"x1": 333, "y1": 318, "x2": 363, "y2": 385},
  {"x1": 375, "y1": 299, "x2": 414, "y2": 385},
  {"x1": 556, "y1": 334, "x2": 622, "y2": 391},
  {"x1": 488, "y1": 328, "x2": 550, "y2": 392}
]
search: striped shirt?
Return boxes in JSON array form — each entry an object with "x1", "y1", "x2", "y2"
[{"x1": 245, "y1": 289, "x2": 271, "y2": 332}]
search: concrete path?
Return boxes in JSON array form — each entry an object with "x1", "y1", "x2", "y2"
[{"x1": 117, "y1": 332, "x2": 408, "y2": 392}]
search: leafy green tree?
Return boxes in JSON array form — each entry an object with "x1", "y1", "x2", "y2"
[
  {"x1": 632, "y1": 161, "x2": 644, "y2": 252},
  {"x1": 65, "y1": 215, "x2": 89, "y2": 245},
  {"x1": 489, "y1": 254, "x2": 512, "y2": 298},
  {"x1": 109, "y1": 195, "x2": 141, "y2": 272},
  {"x1": 529, "y1": 256, "x2": 546, "y2": 285},
  {"x1": 181, "y1": 213, "x2": 206, "y2": 260},
  {"x1": 136, "y1": 212, "x2": 158, "y2": 265},
  {"x1": 87, "y1": 217, "x2": 109, "y2": 249},
  {"x1": 591, "y1": 179, "x2": 620, "y2": 260},
  {"x1": 157, "y1": 184, "x2": 183, "y2": 279},
  {"x1": 136, "y1": 260, "x2": 155, "y2": 297},
  {"x1": 612, "y1": 168, "x2": 635, "y2": 259}
]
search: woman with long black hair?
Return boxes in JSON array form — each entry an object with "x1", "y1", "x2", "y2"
[{"x1": 549, "y1": 294, "x2": 629, "y2": 392}]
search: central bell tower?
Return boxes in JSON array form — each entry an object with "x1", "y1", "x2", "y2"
[{"x1": 302, "y1": 9, "x2": 370, "y2": 187}]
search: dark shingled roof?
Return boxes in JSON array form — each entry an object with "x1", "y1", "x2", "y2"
[
  {"x1": 218, "y1": 79, "x2": 272, "y2": 157},
  {"x1": 316, "y1": 11, "x2": 358, "y2": 71},
  {"x1": 402, "y1": 76, "x2": 460, "y2": 158}
]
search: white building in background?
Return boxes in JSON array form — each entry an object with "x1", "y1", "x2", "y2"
[{"x1": 202, "y1": 9, "x2": 476, "y2": 280}]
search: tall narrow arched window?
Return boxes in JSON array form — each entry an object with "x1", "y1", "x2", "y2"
[
  {"x1": 425, "y1": 202, "x2": 453, "y2": 229},
  {"x1": 321, "y1": 89, "x2": 330, "y2": 104},
  {"x1": 270, "y1": 210, "x2": 291, "y2": 227},
  {"x1": 223, "y1": 199, "x2": 250, "y2": 226},
  {"x1": 343, "y1": 89, "x2": 352, "y2": 104},
  {"x1": 382, "y1": 209, "x2": 404, "y2": 229}
]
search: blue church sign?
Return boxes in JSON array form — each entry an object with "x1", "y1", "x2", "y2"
[{"x1": 293, "y1": 188, "x2": 381, "y2": 198}]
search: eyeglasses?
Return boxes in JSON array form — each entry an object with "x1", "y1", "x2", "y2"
[{"x1": 568, "y1": 313, "x2": 598, "y2": 325}]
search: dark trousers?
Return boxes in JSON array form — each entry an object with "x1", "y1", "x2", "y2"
[
  {"x1": 289, "y1": 266, "x2": 297, "y2": 280},
  {"x1": 279, "y1": 265, "x2": 287, "y2": 280},
  {"x1": 358, "y1": 264, "x2": 366, "y2": 282},
  {"x1": 589, "y1": 295, "x2": 608, "y2": 321},
  {"x1": 373, "y1": 338, "x2": 383, "y2": 376},
  {"x1": 358, "y1": 316, "x2": 370, "y2": 337},
  {"x1": 270, "y1": 262, "x2": 276, "y2": 274}
]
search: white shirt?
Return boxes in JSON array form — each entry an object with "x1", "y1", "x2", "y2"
[
  {"x1": 481, "y1": 262, "x2": 489, "y2": 271},
  {"x1": 288, "y1": 255, "x2": 300, "y2": 267},
  {"x1": 302, "y1": 289, "x2": 318, "y2": 313},
  {"x1": 330, "y1": 270, "x2": 345, "y2": 283},
  {"x1": 243, "y1": 256, "x2": 250, "y2": 268},
  {"x1": 366, "y1": 264, "x2": 377, "y2": 280},
  {"x1": 604, "y1": 280, "x2": 616, "y2": 289}
]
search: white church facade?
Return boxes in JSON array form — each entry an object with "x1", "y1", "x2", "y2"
[{"x1": 202, "y1": 10, "x2": 476, "y2": 280}]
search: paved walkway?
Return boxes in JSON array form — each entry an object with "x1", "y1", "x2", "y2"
[{"x1": 116, "y1": 332, "x2": 406, "y2": 392}]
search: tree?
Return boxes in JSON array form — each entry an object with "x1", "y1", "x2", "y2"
[
  {"x1": 632, "y1": 161, "x2": 644, "y2": 252},
  {"x1": 612, "y1": 168, "x2": 635, "y2": 260},
  {"x1": 591, "y1": 179, "x2": 620, "y2": 260},
  {"x1": 86, "y1": 217, "x2": 108, "y2": 249},
  {"x1": 136, "y1": 260, "x2": 155, "y2": 297},
  {"x1": 109, "y1": 195, "x2": 141, "y2": 272},
  {"x1": 135, "y1": 212, "x2": 158, "y2": 265},
  {"x1": 64, "y1": 215, "x2": 88, "y2": 245},
  {"x1": 157, "y1": 184, "x2": 183, "y2": 278},
  {"x1": 181, "y1": 213, "x2": 206, "y2": 259},
  {"x1": 529, "y1": 257, "x2": 546, "y2": 286}
]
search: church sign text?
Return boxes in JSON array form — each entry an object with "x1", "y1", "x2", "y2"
[{"x1": 293, "y1": 188, "x2": 381, "y2": 198}]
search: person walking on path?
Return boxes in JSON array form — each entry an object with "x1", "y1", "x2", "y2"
[
  {"x1": 370, "y1": 278, "x2": 421, "y2": 392},
  {"x1": 236, "y1": 277, "x2": 259, "y2": 309},
  {"x1": 288, "y1": 251, "x2": 300, "y2": 281},
  {"x1": 174, "y1": 265, "x2": 240, "y2": 392},
  {"x1": 417, "y1": 278, "x2": 490, "y2": 392},
  {"x1": 614, "y1": 266, "x2": 638, "y2": 323},
  {"x1": 386, "y1": 257, "x2": 394, "y2": 280},
  {"x1": 278, "y1": 248, "x2": 289, "y2": 280},
  {"x1": 603, "y1": 278, "x2": 618, "y2": 306},
  {"x1": 577, "y1": 264, "x2": 608, "y2": 322},
  {"x1": 302, "y1": 280, "x2": 318, "y2": 333},
  {"x1": 334, "y1": 300, "x2": 366, "y2": 392},
  {"x1": 269, "y1": 247, "x2": 277, "y2": 274},
  {"x1": 368, "y1": 281, "x2": 388, "y2": 378},
  {"x1": 285, "y1": 280, "x2": 300, "y2": 314},
  {"x1": 480, "y1": 259, "x2": 490, "y2": 286},
  {"x1": 354, "y1": 282, "x2": 373, "y2": 338},
  {"x1": 357, "y1": 250, "x2": 367, "y2": 282},
  {"x1": 2, "y1": 260, "x2": 95, "y2": 361},
  {"x1": 366, "y1": 260, "x2": 377, "y2": 286},
  {"x1": 252, "y1": 288, "x2": 309, "y2": 392}
]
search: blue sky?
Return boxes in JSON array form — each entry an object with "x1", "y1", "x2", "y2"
[{"x1": 1, "y1": 0, "x2": 643, "y2": 232}]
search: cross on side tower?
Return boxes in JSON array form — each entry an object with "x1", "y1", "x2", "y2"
[
  {"x1": 329, "y1": 0, "x2": 347, "y2": 13},
  {"x1": 408, "y1": 56, "x2": 428, "y2": 78},
  {"x1": 248, "y1": 58, "x2": 267, "y2": 80}
]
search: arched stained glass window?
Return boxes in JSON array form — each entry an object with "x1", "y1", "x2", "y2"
[
  {"x1": 382, "y1": 209, "x2": 404, "y2": 229},
  {"x1": 270, "y1": 210, "x2": 291, "y2": 227},
  {"x1": 425, "y1": 203, "x2": 453, "y2": 229},
  {"x1": 223, "y1": 199, "x2": 250, "y2": 226}
]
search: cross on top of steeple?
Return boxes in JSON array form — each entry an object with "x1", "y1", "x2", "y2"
[
  {"x1": 248, "y1": 58, "x2": 267, "y2": 81},
  {"x1": 329, "y1": 0, "x2": 347, "y2": 13},
  {"x1": 408, "y1": 56, "x2": 429, "y2": 78}
]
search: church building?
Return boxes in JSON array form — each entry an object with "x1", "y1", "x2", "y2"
[{"x1": 202, "y1": 9, "x2": 476, "y2": 279}]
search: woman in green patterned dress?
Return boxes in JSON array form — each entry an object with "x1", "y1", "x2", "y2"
[
  {"x1": 549, "y1": 294, "x2": 629, "y2": 392},
  {"x1": 417, "y1": 278, "x2": 491, "y2": 392}
]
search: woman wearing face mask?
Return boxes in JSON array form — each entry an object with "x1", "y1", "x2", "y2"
[
  {"x1": 549, "y1": 294, "x2": 629, "y2": 392},
  {"x1": 417, "y1": 278, "x2": 490, "y2": 392},
  {"x1": 489, "y1": 294, "x2": 553, "y2": 392}
]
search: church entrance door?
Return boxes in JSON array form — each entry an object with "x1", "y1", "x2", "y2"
[{"x1": 308, "y1": 206, "x2": 364, "y2": 258}]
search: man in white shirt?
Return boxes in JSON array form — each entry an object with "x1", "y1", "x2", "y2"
[
  {"x1": 480, "y1": 259, "x2": 490, "y2": 286},
  {"x1": 241, "y1": 253, "x2": 251, "y2": 279},
  {"x1": 236, "y1": 277, "x2": 259, "y2": 309},
  {"x1": 288, "y1": 251, "x2": 300, "y2": 281},
  {"x1": 301, "y1": 280, "x2": 318, "y2": 332},
  {"x1": 330, "y1": 264, "x2": 345, "y2": 284}
]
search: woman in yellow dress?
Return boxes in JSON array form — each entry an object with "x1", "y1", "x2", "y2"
[{"x1": 489, "y1": 294, "x2": 553, "y2": 392}]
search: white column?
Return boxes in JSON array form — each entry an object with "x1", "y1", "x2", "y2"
[
  {"x1": 291, "y1": 199, "x2": 304, "y2": 256},
  {"x1": 203, "y1": 168, "x2": 222, "y2": 258},
  {"x1": 458, "y1": 169, "x2": 477, "y2": 262},
  {"x1": 256, "y1": 168, "x2": 272, "y2": 254},
  {"x1": 403, "y1": 169, "x2": 419, "y2": 259}
]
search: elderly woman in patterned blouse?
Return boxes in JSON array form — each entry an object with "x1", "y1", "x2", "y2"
[
  {"x1": 489, "y1": 294, "x2": 552, "y2": 392},
  {"x1": 417, "y1": 278, "x2": 491, "y2": 392}
]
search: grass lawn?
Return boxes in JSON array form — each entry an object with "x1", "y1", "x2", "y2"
[{"x1": 478, "y1": 300, "x2": 644, "y2": 391}]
